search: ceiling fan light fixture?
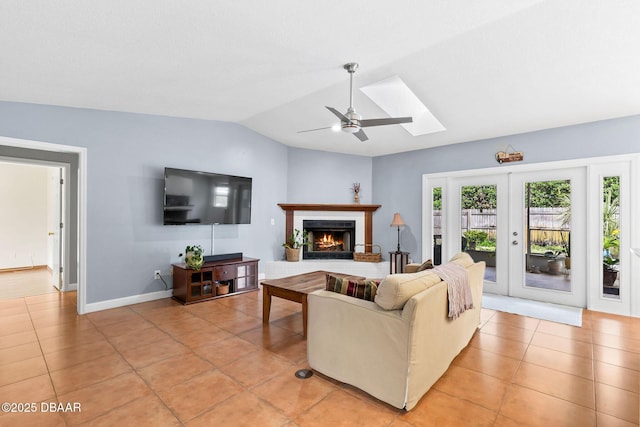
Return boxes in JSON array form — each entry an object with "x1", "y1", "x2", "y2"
[
  {"x1": 297, "y1": 63, "x2": 412, "y2": 142},
  {"x1": 342, "y1": 123, "x2": 360, "y2": 133}
]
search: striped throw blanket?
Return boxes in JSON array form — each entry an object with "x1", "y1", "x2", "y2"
[{"x1": 433, "y1": 262, "x2": 473, "y2": 319}]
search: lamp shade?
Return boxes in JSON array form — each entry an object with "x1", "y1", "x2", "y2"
[{"x1": 390, "y1": 213, "x2": 405, "y2": 227}]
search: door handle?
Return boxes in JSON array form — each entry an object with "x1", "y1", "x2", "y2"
[
  {"x1": 48, "y1": 232, "x2": 55, "y2": 236},
  {"x1": 512, "y1": 240, "x2": 518, "y2": 245}
]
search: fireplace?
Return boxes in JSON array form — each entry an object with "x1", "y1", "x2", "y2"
[{"x1": 303, "y1": 220, "x2": 355, "y2": 260}]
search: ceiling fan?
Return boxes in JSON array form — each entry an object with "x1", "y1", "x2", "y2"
[{"x1": 298, "y1": 63, "x2": 413, "y2": 142}]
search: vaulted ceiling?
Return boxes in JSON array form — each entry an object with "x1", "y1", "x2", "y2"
[{"x1": 1, "y1": 1, "x2": 639, "y2": 156}]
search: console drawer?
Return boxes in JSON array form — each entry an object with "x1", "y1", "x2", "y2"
[{"x1": 212, "y1": 266, "x2": 236, "y2": 280}]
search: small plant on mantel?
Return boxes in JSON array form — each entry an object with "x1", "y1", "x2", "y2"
[{"x1": 282, "y1": 229, "x2": 309, "y2": 262}]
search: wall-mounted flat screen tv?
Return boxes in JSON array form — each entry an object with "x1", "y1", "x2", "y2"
[{"x1": 163, "y1": 167, "x2": 252, "y2": 225}]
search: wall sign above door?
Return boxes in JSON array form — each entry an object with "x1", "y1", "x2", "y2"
[{"x1": 496, "y1": 144, "x2": 523, "y2": 163}]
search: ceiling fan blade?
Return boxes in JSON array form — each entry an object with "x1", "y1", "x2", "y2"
[
  {"x1": 353, "y1": 129, "x2": 368, "y2": 142},
  {"x1": 326, "y1": 106, "x2": 350, "y2": 123},
  {"x1": 297, "y1": 126, "x2": 333, "y2": 134},
  {"x1": 359, "y1": 117, "x2": 413, "y2": 127}
]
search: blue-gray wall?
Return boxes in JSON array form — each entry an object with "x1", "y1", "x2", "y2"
[
  {"x1": 0, "y1": 101, "x2": 374, "y2": 305},
  {"x1": 0, "y1": 102, "x2": 291, "y2": 304},
  {"x1": 2, "y1": 99, "x2": 639, "y2": 305},
  {"x1": 287, "y1": 147, "x2": 373, "y2": 204},
  {"x1": 372, "y1": 115, "x2": 640, "y2": 263}
]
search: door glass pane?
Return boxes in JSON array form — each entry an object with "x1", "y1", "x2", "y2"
[
  {"x1": 602, "y1": 176, "x2": 620, "y2": 299},
  {"x1": 460, "y1": 185, "x2": 496, "y2": 282},
  {"x1": 524, "y1": 180, "x2": 571, "y2": 291},
  {"x1": 432, "y1": 187, "x2": 442, "y2": 265}
]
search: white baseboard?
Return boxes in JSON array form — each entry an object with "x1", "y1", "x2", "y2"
[
  {"x1": 63, "y1": 282, "x2": 78, "y2": 292},
  {"x1": 83, "y1": 289, "x2": 173, "y2": 314}
]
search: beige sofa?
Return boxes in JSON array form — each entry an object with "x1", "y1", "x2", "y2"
[{"x1": 307, "y1": 252, "x2": 485, "y2": 410}]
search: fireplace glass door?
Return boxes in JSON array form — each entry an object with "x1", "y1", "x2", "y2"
[{"x1": 303, "y1": 220, "x2": 355, "y2": 260}]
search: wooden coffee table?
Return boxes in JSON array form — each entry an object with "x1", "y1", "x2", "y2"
[{"x1": 261, "y1": 270, "x2": 364, "y2": 337}]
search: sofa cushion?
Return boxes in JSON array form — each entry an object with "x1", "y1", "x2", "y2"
[
  {"x1": 374, "y1": 270, "x2": 442, "y2": 310},
  {"x1": 326, "y1": 274, "x2": 379, "y2": 301}
]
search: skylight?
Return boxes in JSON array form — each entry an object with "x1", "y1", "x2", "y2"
[{"x1": 360, "y1": 75, "x2": 445, "y2": 136}]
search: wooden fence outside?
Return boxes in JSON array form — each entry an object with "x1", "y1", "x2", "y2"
[{"x1": 432, "y1": 208, "x2": 571, "y2": 245}]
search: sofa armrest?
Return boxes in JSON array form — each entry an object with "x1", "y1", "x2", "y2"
[
  {"x1": 307, "y1": 290, "x2": 410, "y2": 409},
  {"x1": 400, "y1": 260, "x2": 485, "y2": 409}
]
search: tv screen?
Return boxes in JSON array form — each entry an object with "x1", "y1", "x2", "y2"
[{"x1": 163, "y1": 167, "x2": 252, "y2": 225}]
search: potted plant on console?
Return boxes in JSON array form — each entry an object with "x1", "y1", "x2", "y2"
[
  {"x1": 180, "y1": 245, "x2": 204, "y2": 270},
  {"x1": 283, "y1": 228, "x2": 309, "y2": 262}
]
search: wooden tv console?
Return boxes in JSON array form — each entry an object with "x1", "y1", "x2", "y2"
[{"x1": 172, "y1": 256, "x2": 259, "y2": 304}]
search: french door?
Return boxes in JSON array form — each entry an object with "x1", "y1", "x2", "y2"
[
  {"x1": 426, "y1": 168, "x2": 586, "y2": 307},
  {"x1": 449, "y1": 175, "x2": 508, "y2": 297},
  {"x1": 508, "y1": 168, "x2": 586, "y2": 307}
]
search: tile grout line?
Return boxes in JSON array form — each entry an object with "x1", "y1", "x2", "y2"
[
  {"x1": 96, "y1": 306, "x2": 195, "y2": 426},
  {"x1": 24, "y1": 297, "x2": 65, "y2": 425},
  {"x1": 489, "y1": 312, "x2": 537, "y2": 425}
]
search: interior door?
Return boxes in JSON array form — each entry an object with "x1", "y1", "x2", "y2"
[
  {"x1": 48, "y1": 167, "x2": 63, "y2": 290},
  {"x1": 508, "y1": 168, "x2": 586, "y2": 307}
]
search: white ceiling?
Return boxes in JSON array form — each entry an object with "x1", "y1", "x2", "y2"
[{"x1": 1, "y1": 1, "x2": 639, "y2": 156}]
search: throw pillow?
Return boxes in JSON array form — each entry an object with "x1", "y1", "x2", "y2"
[
  {"x1": 325, "y1": 274, "x2": 379, "y2": 301},
  {"x1": 416, "y1": 259, "x2": 434, "y2": 272},
  {"x1": 325, "y1": 273, "x2": 347, "y2": 292}
]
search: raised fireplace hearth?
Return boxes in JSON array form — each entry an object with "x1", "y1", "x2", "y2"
[{"x1": 303, "y1": 220, "x2": 355, "y2": 260}]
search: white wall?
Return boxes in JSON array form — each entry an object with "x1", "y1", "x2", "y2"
[{"x1": 0, "y1": 162, "x2": 51, "y2": 269}]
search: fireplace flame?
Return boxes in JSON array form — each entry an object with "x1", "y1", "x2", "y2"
[{"x1": 315, "y1": 233, "x2": 344, "y2": 251}]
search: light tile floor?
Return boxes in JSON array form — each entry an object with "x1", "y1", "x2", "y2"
[{"x1": 0, "y1": 289, "x2": 638, "y2": 426}]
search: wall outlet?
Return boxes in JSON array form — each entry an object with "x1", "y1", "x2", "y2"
[{"x1": 154, "y1": 270, "x2": 161, "y2": 280}]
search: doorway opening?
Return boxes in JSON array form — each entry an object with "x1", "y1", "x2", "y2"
[
  {"x1": 0, "y1": 136, "x2": 86, "y2": 313},
  {"x1": 0, "y1": 162, "x2": 64, "y2": 299}
]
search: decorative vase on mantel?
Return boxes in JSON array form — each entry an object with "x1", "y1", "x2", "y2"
[{"x1": 352, "y1": 182, "x2": 361, "y2": 204}]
